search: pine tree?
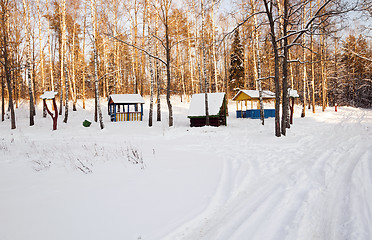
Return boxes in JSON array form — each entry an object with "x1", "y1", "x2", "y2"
[{"x1": 229, "y1": 28, "x2": 244, "y2": 92}]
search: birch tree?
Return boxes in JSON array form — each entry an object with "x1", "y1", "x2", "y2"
[
  {"x1": 0, "y1": 0, "x2": 16, "y2": 129},
  {"x1": 22, "y1": 0, "x2": 35, "y2": 126},
  {"x1": 91, "y1": 0, "x2": 104, "y2": 129}
]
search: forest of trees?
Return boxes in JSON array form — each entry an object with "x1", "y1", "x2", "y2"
[{"x1": 0, "y1": 0, "x2": 371, "y2": 136}]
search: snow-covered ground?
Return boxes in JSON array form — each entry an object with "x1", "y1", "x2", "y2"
[{"x1": 1, "y1": 97, "x2": 371, "y2": 240}]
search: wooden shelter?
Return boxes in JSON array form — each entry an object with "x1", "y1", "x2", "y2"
[
  {"x1": 108, "y1": 94, "x2": 145, "y2": 122},
  {"x1": 232, "y1": 90, "x2": 276, "y2": 119},
  {"x1": 188, "y1": 93, "x2": 227, "y2": 127}
]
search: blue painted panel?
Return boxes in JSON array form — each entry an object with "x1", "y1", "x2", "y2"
[
  {"x1": 244, "y1": 109, "x2": 275, "y2": 119},
  {"x1": 236, "y1": 110, "x2": 242, "y2": 118},
  {"x1": 265, "y1": 109, "x2": 276, "y2": 118}
]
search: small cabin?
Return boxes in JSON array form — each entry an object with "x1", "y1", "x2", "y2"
[
  {"x1": 233, "y1": 90, "x2": 276, "y2": 119},
  {"x1": 108, "y1": 94, "x2": 145, "y2": 122},
  {"x1": 188, "y1": 92, "x2": 227, "y2": 127}
]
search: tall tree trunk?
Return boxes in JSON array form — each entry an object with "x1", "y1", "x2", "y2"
[
  {"x1": 155, "y1": 14, "x2": 161, "y2": 122},
  {"x1": 148, "y1": 29, "x2": 155, "y2": 127},
  {"x1": 310, "y1": 0, "x2": 316, "y2": 113},
  {"x1": 1, "y1": 75, "x2": 4, "y2": 122},
  {"x1": 82, "y1": 4, "x2": 87, "y2": 109},
  {"x1": 301, "y1": 0, "x2": 307, "y2": 118},
  {"x1": 211, "y1": 0, "x2": 218, "y2": 92},
  {"x1": 91, "y1": 0, "x2": 104, "y2": 129},
  {"x1": 251, "y1": 0, "x2": 264, "y2": 125},
  {"x1": 263, "y1": 0, "x2": 281, "y2": 137},
  {"x1": 46, "y1": 0, "x2": 54, "y2": 92},
  {"x1": 201, "y1": 0, "x2": 209, "y2": 126},
  {"x1": 1, "y1": 2, "x2": 16, "y2": 129},
  {"x1": 187, "y1": 20, "x2": 194, "y2": 95},
  {"x1": 71, "y1": 23, "x2": 77, "y2": 111},
  {"x1": 192, "y1": 0, "x2": 203, "y2": 93},
  {"x1": 61, "y1": 0, "x2": 69, "y2": 123},
  {"x1": 281, "y1": 0, "x2": 289, "y2": 135},
  {"x1": 165, "y1": 15, "x2": 173, "y2": 127},
  {"x1": 23, "y1": 0, "x2": 35, "y2": 126},
  {"x1": 37, "y1": 0, "x2": 46, "y2": 117}
]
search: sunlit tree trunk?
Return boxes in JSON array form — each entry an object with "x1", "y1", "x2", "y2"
[
  {"x1": 37, "y1": 0, "x2": 46, "y2": 117},
  {"x1": 263, "y1": 0, "x2": 281, "y2": 137},
  {"x1": 0, "y1": 0, "x2": 15, "y2": 128},
  {"x1": 46, "y1": 0, "x2": 54, "y2": 92},
  {"x1": 250, "y1": 0, "x2": 264, "y2": 125},
  {"x1": 82, "y1": 4, "x2": 87, "y2": 109},
  {"x1": 301, "y1": 0, "x2": 307, "y2": 117},
  {"x1": 22, "y1": 0, "x2": 35, "y2": 126},
  {"x1": 211, "y1": 0, "x2": 218, "y2": 92},
  {"x1": 281, "y1": 0, "x2": 289, "y2": 135},
  {"x1": 310, "y1": 0, "x2": 315, "y2": 113},
  {"x1": 91, "y1": 0, "x2": 104, "y2": 129},
  {"x1": 201, "y1": 0, "x2": 209, "y2": 126},
  {"x1": 61, "y1": 0, "x2": 69, "y2": 123}
]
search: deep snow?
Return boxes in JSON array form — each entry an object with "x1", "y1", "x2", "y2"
[{"x1": 0, "y1": 97, "x2": 371, "y2": 240}]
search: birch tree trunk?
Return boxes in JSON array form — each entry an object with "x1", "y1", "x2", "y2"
[
  {"x1": 250, "y1": 0, "x2": 265, "y2": 125},
  {"x1": 148, "y1": 27, "x2": 155, "y2": 127},
  {"x1": 91, "y1": 0, "x2": 104, "y2": 129},
  {"x1": 46, "y1": 0, "x2": 54, "y2": 92},
  {"x1": 61, "y1": 0, "x2": 69, "y2": 123},
  {"x1": 187, "y1": 20, "x2": 194, "y2": 95},
  {"x1": 310, "y1": 0, "x2": 316, "y2": 113},
  {"x1": 155, "y1": 14, "x2": 161, "y2": 121},
  {"x1": 201, "y1": 0, "x2": 209, "y2": 126},
  {"x1": 1, "y1": 73, "x2": 4, "y2": 122},
  {"x1": 82, "y1": 4, "x2": 86, "y2": 109},
  {"x1": 0, "y1": 1, "x2": 15, "y2": 128},
  {"x1": 192, "y1": 0, "x2": 203, "y2": 93},
  {"x1": 22, "y1": 0, "x2": 35, "y2": 126},
  {"x1": 281, "y1": 0, "x2": 290, "y2": 135},
  {"x1": 71, "y1": 23, "x2": 77, "y2": 111},
  {"x1": 301, "y1": 1, "x2": 307, "y2": 118},
  {"x1": 263, "y1": 0, "x2": 281, "y2": 137},
  {"x1": 211, "y1": 0, "x2": 218, "y2": 92},
  {"x1": 37, "y1": 0, "x2": 46, "y2": 117}
]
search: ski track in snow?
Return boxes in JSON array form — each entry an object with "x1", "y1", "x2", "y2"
[
  {"x1": 1, "y1": 101, "x2": 371, "y2": 240},
  {"x1": 163, "y1": 108, "x2": 372, "y2": 240}
]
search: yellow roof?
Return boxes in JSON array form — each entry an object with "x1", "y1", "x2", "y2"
[{"x1": 232, "y1": 90, "x2": 276, "y2": 101}]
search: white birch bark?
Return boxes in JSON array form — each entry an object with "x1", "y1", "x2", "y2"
[
  {"x1": 22, "y1": 0, "x2": 35, "y2": 126},
  {"x1": 91, "y1": 0, "x2": 104, "y2": 129},
  {"x1": 201, "y1": 0, "x2": 209, "y2": 125},
  {"x1": 61, "y1": 0, "x2": 69, "y2": 123}
]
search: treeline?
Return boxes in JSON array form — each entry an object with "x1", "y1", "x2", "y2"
[{"x1": 0, "y1": 0, "x2": 371, "y2": 134}]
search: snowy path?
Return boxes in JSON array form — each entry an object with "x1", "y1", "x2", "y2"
[
  {"x1": 163, "y1": 108, "x2": 372, "y2": 240},
  {"x1": 0, "y1": 101, "x2": 371, "y2": 240}
]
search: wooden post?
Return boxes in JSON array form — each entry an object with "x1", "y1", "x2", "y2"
[
  {"x1": 127, "y1": 104, "x2": 130, "y2": 121},
  {"x1": 141, "y1": 104, "x2": 143, "y2": 121},
  {"x1": 290, "y1": 97, "x2": 294, "y2": 124}
]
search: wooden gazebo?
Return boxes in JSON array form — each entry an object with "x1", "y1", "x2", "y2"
[
  {"x1": 108, "y1": 94, "x2": 145, "y2": 122},
  {"x1": 187, "y1": 92, "x2": 227, "y2": 127},
  {"x1": 232, "y1": 90, "x2": 276, "y2": 119}
]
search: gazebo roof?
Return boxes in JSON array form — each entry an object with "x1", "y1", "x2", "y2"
[
  {"x1": 40, "y1": 91, "x2": 58, "y2": 100},
  {"x1": 188, "y1": 92, "x2": 225, "y2": 117},
  {"x1": 232, "y1": 90, "x2": 276, "y2": 101},
  {"x1": 109, "y1": 94, "x2": 145, "y2": 104},
  {"x1": 289, "y1": 89, "x2": 300, "y2": 98}
]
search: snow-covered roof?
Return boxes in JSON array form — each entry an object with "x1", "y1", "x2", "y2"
[
  {"x1": 289, "y1": 89, "x2": 299, "y2": 98},
  {"x1": 109, "y1": 94, "x2": 145, "y2": 104},
  {"x1": 188, "y1": 92, "x2": 225, "y2": 117},
  {"x1": 40, "y1": 91, "x2": 58, "y2": 100},
  {"x1": 232, "y1": 90, "x2": 276, "y2": 100}
]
